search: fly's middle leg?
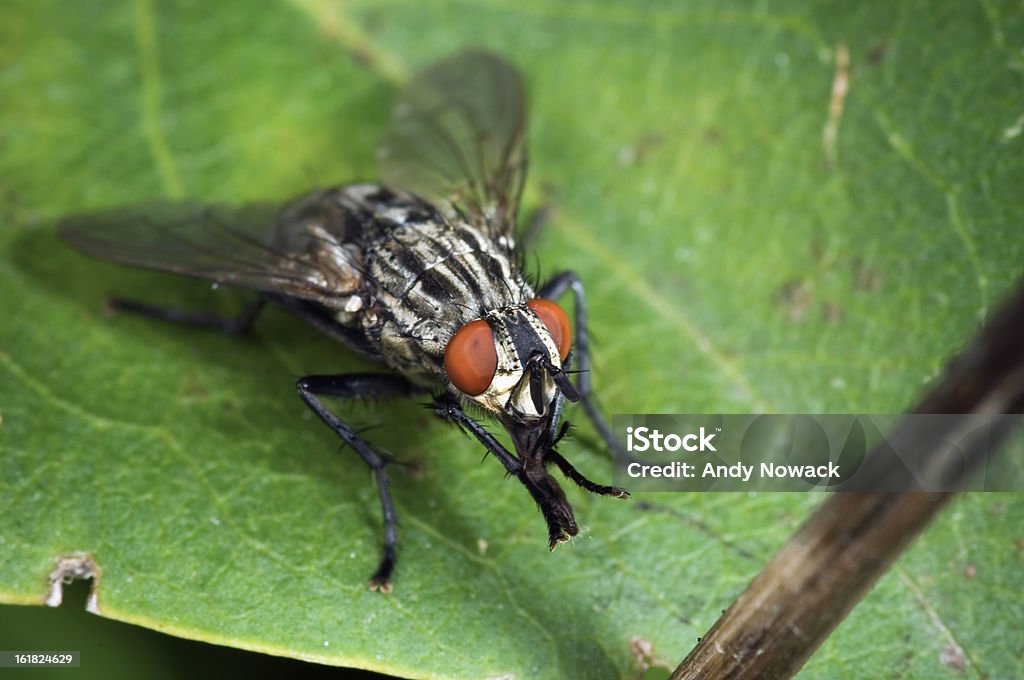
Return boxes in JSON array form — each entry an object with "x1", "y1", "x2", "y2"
[{"x1": 296, "y1": 373, "x2": 424, "y2": 592}]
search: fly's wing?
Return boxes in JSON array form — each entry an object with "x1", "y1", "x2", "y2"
[
  {"x1": 58, "y1": 201, "x2": 358, "y2": 306},
  {"x1": 376, "y1": 50, "x2": 527, "y2": 245}
]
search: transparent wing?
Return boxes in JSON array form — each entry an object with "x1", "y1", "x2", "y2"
[
  {"x1": 376, "y1": 50, "x2": 527, "y2": 242},
  {"x1": 58, "y1": 201, "x2": 356, "y2": 306}
]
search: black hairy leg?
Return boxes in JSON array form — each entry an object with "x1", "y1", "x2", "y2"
[{"x1": 297, "y1": 373, "x2": 425, "y2": 592}]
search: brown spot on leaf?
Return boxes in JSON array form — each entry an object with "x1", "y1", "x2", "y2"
[
  {"x1": 939, "y1": 645, "x2": 967, "y2": 671},
  {"x1": 868, "y1": 41, "x2": 889, "y2": 65},
  {"x1": 616, "y1": 133, "x2": 664, "y2": 167},
  {"x1": 775, "y1": 280, "x2": 813, "y2": 322},
  {"x1": 822, "y1": 301, "x2": 844, "y2": 324},
  {"x1": 854, "y1": 262, "x2": 884, "y2": 292}
]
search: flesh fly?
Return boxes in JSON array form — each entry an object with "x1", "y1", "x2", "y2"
[{"x1": 59, "y1": 51, "x2": 629, "y2": 591}]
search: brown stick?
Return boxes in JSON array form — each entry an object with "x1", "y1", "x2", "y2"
[{"x1": 672, "y1": 282, "x2": 1024, "y2": 680}]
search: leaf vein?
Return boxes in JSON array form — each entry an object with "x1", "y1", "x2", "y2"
[{"x1": 131, "y1": 0, "x2": 184, "y2": 198}]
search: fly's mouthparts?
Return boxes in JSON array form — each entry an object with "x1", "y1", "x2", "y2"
[{"x1": 535, "y1": 355, "x2": 580, "y2": 403}]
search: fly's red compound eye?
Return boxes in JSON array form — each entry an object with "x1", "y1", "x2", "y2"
[
  {"x1": 527, "y1": 299, "x2": 571, "y2": 361},
  {"x1": 444, "y1": 319, "x2": 497, "y2": 396}
]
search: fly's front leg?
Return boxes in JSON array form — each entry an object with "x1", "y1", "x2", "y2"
[
  {"x1": 296, "y1": 373, "x2": 424, "y2": 592},
  {"x1": 108, "y1": 295, "x2": 268, "y2": 335},
  {"x1": 547, "y1": 450, "x2": 630, "y2": 498},
  {"x1": 434, "y1": 397, "x2": 580, "y2": 548},
  {"x1": 433, "y1": 398, "x2": 523, "y2": 475},
  {"x1": 537, "y1": 271, "x2": 623, "y2": 457}
]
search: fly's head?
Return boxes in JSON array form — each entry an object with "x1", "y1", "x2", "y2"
[{"x1": 444, "y1": 299, "x2": 578, "y2": 457}]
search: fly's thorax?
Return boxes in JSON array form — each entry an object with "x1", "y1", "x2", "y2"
[
  {"x1": 362, "y1": 213, "x2": 530, "y2": 381},
  {"x1": 276, "y1": 184, "x2": 441, "y2": 325}
]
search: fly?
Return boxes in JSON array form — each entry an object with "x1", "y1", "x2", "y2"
[{"x1": 59, "y1": 50, "x2": 629, "y2": 592}]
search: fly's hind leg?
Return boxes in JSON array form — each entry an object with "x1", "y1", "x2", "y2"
[
  {"x1": 296, "y1": 373, "x2": 425, "y2": 592},
  {"x1": 107, "y1": 295, "x2": 268, "y2": 334},
  {"x1": 537, "y1": 271, "x2": 624, "y2": 459}
]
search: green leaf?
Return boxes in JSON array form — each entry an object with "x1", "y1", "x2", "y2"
[{"x1": 2, "y1": 1, "x2": 1022, "y2": 678}]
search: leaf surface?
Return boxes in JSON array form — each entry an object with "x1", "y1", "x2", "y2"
[{"x1": 1, "y1": 1, "x2": 1022, "y2": 677}]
